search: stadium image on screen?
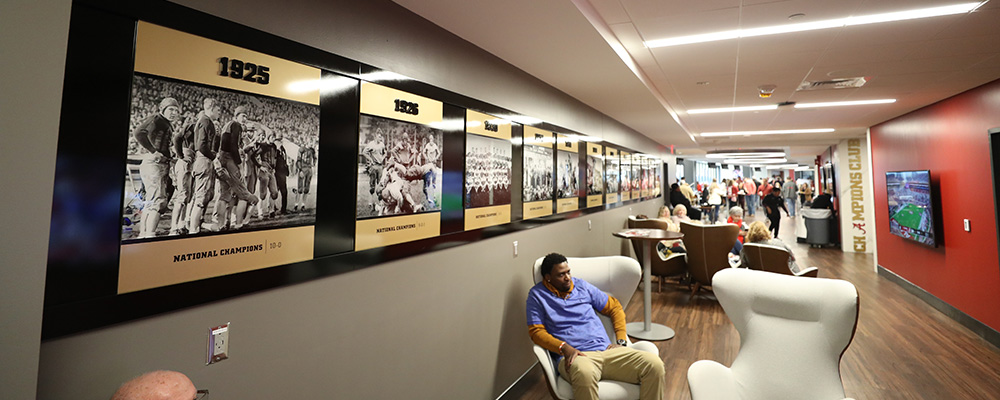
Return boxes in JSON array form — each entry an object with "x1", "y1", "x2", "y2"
[{"x1": 885, "y1": 170, "x2": 936, "y2": 246}]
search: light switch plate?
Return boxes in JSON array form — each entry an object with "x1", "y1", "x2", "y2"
[
  {"x1": 964, "y1": 219, "x2": 971, "y2": 232},
  {"x1": 513, "y1": 241, "x2": 518, "y2": 257},
  {"x1": 207, "y1": 323, "x2": 229, "y2": 365}
]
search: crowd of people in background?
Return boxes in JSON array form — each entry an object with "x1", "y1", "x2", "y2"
[
  {"x1": 663, "y1": 173, "x2": 836, "y2": 267},
  {"x1": 668, "y1": 174, "x2": 830, "y2": 225}
]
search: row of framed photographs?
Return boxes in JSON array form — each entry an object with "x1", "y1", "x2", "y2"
[{"x1": 43, "y1": 2, "x2": 663, "y2": 338}]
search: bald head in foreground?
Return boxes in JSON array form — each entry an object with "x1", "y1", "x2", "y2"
[{"x1": 111, "y1": 370, "x2": 197, "y2": 400}]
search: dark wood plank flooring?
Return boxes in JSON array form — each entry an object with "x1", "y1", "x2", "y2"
[{"x1": 503, "y1": 213, "x2": 1000, "y2": 400}]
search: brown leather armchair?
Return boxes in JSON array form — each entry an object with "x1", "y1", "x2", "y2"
[
  {"x1": 679, "y1": 221, "x2": 739, "y2": 299},
  {"x1": 627, "y1": 216, "x2": 687, "y2": 291},
  {"x1": 741, "y1": 243, "x2": 819, "y2": 277}
]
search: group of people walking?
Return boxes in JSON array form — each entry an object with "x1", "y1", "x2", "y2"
[{"x1": 668, "y1": 175, "x2": 829, "y2": 239}]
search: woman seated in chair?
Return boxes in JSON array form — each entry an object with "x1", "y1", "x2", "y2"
[
  {"x1": 739, "y1": 220, "x2": 801, "y2": 272},
  {"x1": 719, "y1": 206, "x2": 745, "y2": 257},
  {"x1": 726, "y1": 206, "x2": 748, "y2": 244},
  {"x1": 654, "y1": 205, "x2": 680, "y2": 231},
  {"x1": 671, "y1": 204, "x2": 692, "y2": 226}
]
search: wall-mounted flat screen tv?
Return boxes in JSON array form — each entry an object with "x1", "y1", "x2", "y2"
[{"x1": 886, "y1": 170, "x2": 936, "y2": 247}]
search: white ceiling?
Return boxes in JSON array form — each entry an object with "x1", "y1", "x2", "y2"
[{"x1": 393, "y1": 0, "x2": 1000, "y2": 165}]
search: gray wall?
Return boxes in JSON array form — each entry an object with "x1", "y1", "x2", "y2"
[
  {"x1": 1, "y1": 0, "x2": 71, "y2": 399},
  {"x1": 19, "y1": 0, "x2": 669, "y2": 398},
  {"x1": 38, "y1": 201, "x2": 661, "y2": 399},
  {"x1": 682, "y1": 159, "x2": 697, "y2": 183}
]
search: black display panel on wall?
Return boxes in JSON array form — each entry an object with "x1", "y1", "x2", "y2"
[{"x1": 43, "y1": 0, "x2": 665, "y2": 339}]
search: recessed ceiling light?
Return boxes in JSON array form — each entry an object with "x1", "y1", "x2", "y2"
[
  {"x1": 723, "y1": 158, "x2": 789, "y2": 164},
  {"x1": 794, "y1": 99, "x2": 897, "y2": 108},
  {"x1": 706, "y1": 151, "x2": 785, "y2": 159},
  {"x1": 699, "y1": 128, "x2": 834, "y2": 137},
  {"x1": 644, "y1": 2, "x2": 984, "y2": 48},
  {"x1": 688, "y1": 105, "x2": 779, "y2": 114},
  {"x1": 688, "y1": 99, "x2": 894, "y2": 114},
  {"x1": 767, "y1": 164, "x2": 801, "y2": 169}
]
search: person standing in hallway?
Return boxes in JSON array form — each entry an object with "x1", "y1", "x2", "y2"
[
  {"x1": 526, "y1": 253, "x2": 665, "y2": 400},
  {"x1": 707, "y1": 179, "x2": 725, "y2": 223},
  {"x1": 799, "y1": 181, "x2": 812, "y2": 204},
  {"x1": 759, "y1": 178, "x2": 772, "y2": 207},
  {"x1": 679, "y1": 180, "x2": 697, "y2": 205},
  {"x1": 742, "y1": 177, "x2": 757, "y2": 217},
  {"x1": 762, "y1": 187, "x2": 789, "y2": 238},
  {"x1": 782, "y1": 176, "x2": 798, "y2": 217}
]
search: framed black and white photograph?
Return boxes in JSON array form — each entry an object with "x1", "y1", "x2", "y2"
[
  {"x1": 556, "y1": 149, "x2": 580, "y2": 199},
  {"x1": 465, "y1": 133, "x2": 512, "y2": 208},
  {"x1": 123, "y1": 74, "x2": 320, "y2": 242},
  {"x1": 587, "y1": 151, "x2": 604, "y2": 196},
  {"x1": 620, "y1": 152, "x2": 632, "y2": 200},
  {"x1": 606, "y1": 148, "x2": 620, "y2": 194},
  {"x1": 356, "y1": 114, "x2": 443, "y2": 218},
  {"x1": 523, "y1": 143, "x2": 554, "y2": 202}
]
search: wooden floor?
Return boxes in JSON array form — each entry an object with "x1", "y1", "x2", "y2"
[{"x1": 503, "y1": 213, "x2": 1000, "y2": 400}]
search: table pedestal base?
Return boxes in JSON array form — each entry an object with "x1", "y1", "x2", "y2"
[{"x1": 626, "y1": 322, "x2": 675, "y2": 341}]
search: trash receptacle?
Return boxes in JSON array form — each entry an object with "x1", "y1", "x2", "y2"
[
  {"x1": 795, "y1": 214, "x2": 808, "y2": 243},
  {"x1": 802, "y1": 208, "x2": 833, "y2": 246}
]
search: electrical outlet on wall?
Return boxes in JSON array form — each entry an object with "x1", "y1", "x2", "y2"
[{"x1": 206, "y1": 323, "x2": 230, "y2": 365}]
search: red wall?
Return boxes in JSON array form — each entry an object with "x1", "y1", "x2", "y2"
[{"x1": 871, "y1": 79, "x2": 1000, "y2": 331}]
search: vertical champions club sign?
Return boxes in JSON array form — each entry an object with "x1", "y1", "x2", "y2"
[{"x1": 838, "y1": 137, "x2": 875, "y2": 253}]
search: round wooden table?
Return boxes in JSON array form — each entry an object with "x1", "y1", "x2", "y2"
[{"x1": 614, "y1": 228, "x2": 684, "y2": 341}]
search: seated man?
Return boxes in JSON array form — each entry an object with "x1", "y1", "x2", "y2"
[
  {"x1": 111, "y1": 370, "x2": 199, "y2": 400},
  {"x1": 526, "y1": 253, "x2": 665, "y2": 400}
]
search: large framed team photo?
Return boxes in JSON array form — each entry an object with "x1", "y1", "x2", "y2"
[
  {"x1": 117, "y1": 21, "x2": 319, "y2": 294},
  {"x1": 464, "y1": 110, "x2": 513, "y2": 231}
]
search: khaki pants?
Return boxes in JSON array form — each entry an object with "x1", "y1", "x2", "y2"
[{"x1": 558, "y1": 347, "x2": 664, "y2": 400}]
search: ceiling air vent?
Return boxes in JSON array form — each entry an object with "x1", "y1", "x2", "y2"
[{"x1": 797, "y1": 76, "x2": 867, "y2": 91}]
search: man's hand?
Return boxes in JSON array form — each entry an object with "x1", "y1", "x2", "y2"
[
  {"x1": 561, "y1": 343, "x2": 586, "y2": 367},
  {"x1": 606, "y1": 343, "x2": 623, "y2": 350}
]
